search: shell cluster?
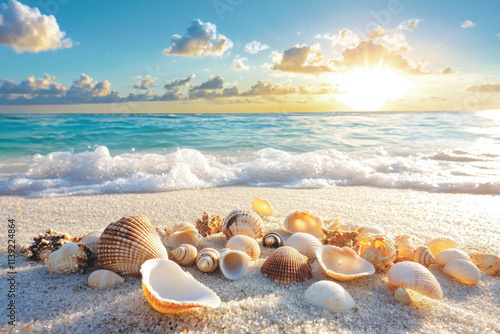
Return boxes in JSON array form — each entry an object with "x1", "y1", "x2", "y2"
[
  {"x1": 195, "y1": 212, "x2": 224, "y2": 237},
  {"x1": 28, "y1": 229, "x2": 80, "y2": 261}
]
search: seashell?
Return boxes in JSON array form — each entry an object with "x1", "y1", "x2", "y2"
[
  {"x1": 141, "y1": 259, "x2": 221, "y2": 313},
  {"x1": 425, "y1": 236, "x2": 456, "y2": 257},
  {"x1": 195, "y1": 212, "x2": 224, "y2": 237},
  {"x1": 355, "y1": 234, "x2": 396, "y2": 271},
  {"x1": 163, "y1": 223, "x2": 201, "y2": 249},
  {"x1": 39, "y1": 246, "x2": 55, "y2": 262},
  {"x1": 394, "y1": 287, "x2": 411, "y2": 305},
  {"x1": 88, "y1": 269, "x2": 125, "y2": 289},
  {"x1": 355, "y1": 226, "x2": 384, "y2": 241},
  {"x1": 413, "y1": 246, "x2": 436, "y2": 266},
  {"x1": 304, "y1": 280, "x2": 355, "y2": 313},
  {"x1": 322, "y1": 226, "x2": 358, "y2": 248},
  {"x1": 165, "y1": 222, "x2": 191, "y2": 236},
  {"x1": 171, "y1": 244, "x2": 198, "y2": 266},
  {"x1": 263, "y1": 232, "x2": 284, "y2": 248},
  {"x1": 98, "y1": 215, "x2": 168, "y2": 276},
  {"x1": 223, "y1": 210, "x2": 264, "y2": 240},
  {"x1": 46, "y1": 242, "x2": 91, "y2": 274},
  {"x1": 15, "y1": 243, "x2": 30, "y2": 254},
  {"x1": 219, "y1": 249, "x2": 252, "y2": 280},
  {"x1": 285, "y1": 232, "x2": 322, "y2": 260},
  {"x1": 28, "y1": 229, "x2": 79, "y2": 261},
  {"x1": 316, "y1": 245, "x2": 375, "y2": 281},
  {"x1": 154, "y1": 226, "x2": 167, "y2": 239},
  {"x1": 387, "y1": 261, "x2": 443, "y2": 299},
  {"x1": 80, "y1": 230, "x2": 103, "y2": 259},
  {"x1": 443, "y1": 259, "x2": 481, "y2": 285},
  {"x1": 261, "y1": 246, "x2": 311, "y2": 284},
  {"x1": 392, "y1": 234, "x2": 415, "y2": 262},
  {"x1": 226, "y1": 235, "x2": 261, "y2": 260},
  {"x1": 284, "y1": 210, "x2": 324, "y2": 238},
  {"x1": 469, "y1": 253, "x2": 500, "y2": 276},
  {"x1": 196, "y1": 248, "x2": 220, "y2": 273},
  {"x1": 435, "y1": 249, "x2": 469, "y2": 266},
  {"x1": 252, "y1": 197, "x2": 273, "y2": 217}
]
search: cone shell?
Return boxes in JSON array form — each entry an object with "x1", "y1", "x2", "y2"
[
  {"x1": 394, "y1": 287, "x2": 411, "y2": 305},
  {"x1": 263, "y1": 232, "x2": 284, "y2": 248},
  {"x1": 413, "y1": 246, "x2": 436, "y2": 266},
  {"x1": 88, "y1": 269, "x2": 125, "y2": 289},
  {"x1": 163, "y1": 223, "x2": 201, "y2": 249},
  {"x1": 355, "y1": 234, "x2": 396, "y2": 271},
  {"x1": 425, "y1": 236, "x2": 456, "y2": 257},
  {"x1": 219, "y1": 249, "x2": 252, "y2": 280},
  {"x1": 46, "y1": 242, "x2": 91, "y2": 274},
  {"x1": 141, "y1": 259, "x2": 221, "y2": 313},
  {"x1": 469, "y1": 253, "x2": 500, "y2": 276},
  {"x1": 316, "y1": 245, "x2": 375, "y2": 281},
  {"x1": 226, "y1": 235, "x2": 261, "y2": 260},
  {"x1": 252, "y1": 197, "x2": 273, "y2": 217},
  {"x1": 223, "y1": 210, "x2": 264, "y2": 240},
  {"x1": 387, "y1": 261, "x2": 443, "y2": 299},
  {"x1": 261, "y1": 246, "x2": 311, "y2": 284},
  {"x1": 285, "y1": 232, "x2": 322, "y2": 260},
  {"x1": 436, "y1": 249, "x2": 469, "y2": 266},
  {"x1": 284, "y1": 210, "x2": 324, "y2": 238},
  {"x1": 196, "y1": 248, "x2": 220, "y2": 273},
  {"x1": 304, "y1": 280, "x2": 355, "y2": 313},
  {"x1": 355, "y1": 226, "x2": 384, "y2": 242},
  {"x1": 393, "y1": 234, "x2": 415, "y2": 262},
  {"x1": 98, "y1": 215, "x2": 168, "y2": 276},
  {"x1": 171, "y1": 244, "x2": 198, "y2": 266},
  {"x1": 80, "y1": 230, "x2": 102, "y2": 259},
  {"x1": 443, "y1": 259, "x2": 481, "y2": 285}
]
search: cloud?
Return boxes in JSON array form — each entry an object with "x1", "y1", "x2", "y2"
[
  {"x1": 0, "y1": 0, "x2": 72, "y2": 53},
  {"x1": 398, "y1": 18, "x2": 420, "y2": 32},
  {"x1": 164, "y1": 74, "x2": 195, "y2": 90},
  {"x1": 0, "y1": 74, "x2": 66, "y2": 95},
  {"x1": 133, "y1": 75, "x2": 155, "y2": 90},
  {"x1": 440, "y1": 66, "x2": 454, "y2": 74},
  {"x1": 271, "y1": 44, "x2": 332, "y2": 74},
  {"x1": 244, "y1": 41, "x2": 269, "y2": 54},
  {"x1": 163, "y1": 19, "x2": 232, "y2": 56},
  {"x1": 189, "y1": 86, "x2": 240, "y2": 100},
  {"x1": 65, "y1": 74, "x2": 120, "y2": 103},
  {"x1": 316, "y1": 28, "x2": 360, "y2": 47},
  {"x1": 465, "y1": 84, "x2": 500, "y2": 93},
  {"x1": 461, "y1": 20, "x2": 475, "y2": 28},
  {"x1": 190, "y1": 76, "x2": 224, "y2": 90},
  {"x1": 233, "y1": 55, "x2": 249, "y2": 70},
  {"x1": 241, "y1": 80, "x2": 297, "y2": 96}
]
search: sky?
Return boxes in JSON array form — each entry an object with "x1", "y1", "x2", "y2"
[{"x1": 0, "y1": 0, "x2": 499, "y2": 113}]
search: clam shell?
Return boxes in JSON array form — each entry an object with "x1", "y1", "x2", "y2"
[
  {"x1": 316, "y1": 245, "x2": 375, "y2": 281},
  {"x1": 285, "y1": 232, "x2": 322, "y2": 260},
  {"x1": 219, "y1": 249, "x2": 252, "y2": 280},
  {"x1": 140, "y1": 259, "x2": 221, "y2": 313},
  {"x1": 394, "y1": 287, "x2": 411, "y2": 305},
  {"x1": 261, "y1": 246, "x2": 311, "y2": 284},
  {"x1": 252, "y1": 197, "x2": 273, "y2": 217},
  {"x1": 46, "y1": 242, "x2": 91, "y2": 274},
  {"x1": 425, "y1": 236, "x2": 456, "y2": 257},
  {"x1": 413, "y1": 246, "x2": 436, "y2": 266},
  {"x1": 196, "y1": 248, "x2": 220, "y2": 273},
  {"x1": 435, "y1": 249, "x2": 469, "y2": 266},
  {"x1": 223, "y1": 210, "x2": 265, "y2": 240},
  {"x1": 304, "y1": 280, "x2": 355, "y2": 313},
  {"x1": 80, "y1": 230, "x2": 103, "y2": 259},
  {"x1": 355, "y1": 226, "x2": 384, "y2": 241},
  {"x1": 88, "y1": 269, "x2": 125, "y2": 289},
  {"x1": 171, "y1": 244, "x2": 198, "y2": 266},
  {"x1": 387, "y1": 261, "x2": 443, "y2": 299},
  {"x1": 263, "y1": 232, "x2": 284, "y2": 248},
  {"x1": 443, "y1": 259, "x2": 481, "y2": 285},
  {"x1": 226, "y1": 235, "x2": 261, "y2": 260},
  {"x1": 355, "y1": 234, "x2": 396, "y2": 271},
  {"x1": 284, "y1": 210, "x2": 324, "y2": 238},
  {"x1": 163, "y1": 223, "x2": 202, "y2": 249},
  {"x1": 469, "y1": 253, "x2": 500, "y2": 276},
  {"x1": 98, "y1": 215, "x2": 168, "y2": 276},
  {"x1": 392, "y1": 234, "x2": 415, "y2": 262}
]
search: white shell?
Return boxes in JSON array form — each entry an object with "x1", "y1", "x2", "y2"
[
  {"x1": 80, "y1": 230, "x2": 102, "y2": 259},
  {"x1": 387, "y1": 261, "x2": 443, "y2": 299},
  {"x1": 355, "y1": 226, "x2": 384, "y2": 241},
  {"x1": 469, "y1": 253, "x2": 500, "y2": 276},
  {"x1": 171, "y1": 244, "x2": 198, "y2": 266},
  {"x1": 392, "y1": 234, "x2": 415, "y2": 261},
  {"x1": 223, "y1": 210, "x2": 265, "y2": 239},
  {"x1": 163, "y1": 223, "x2": 202, "y2": 249},
  {"x1": 304, "y1": 280, "x2": 355, "y2": 313},
  {"x1": 219, "y1": 249, "x2": 252, "y2": 280},
  {"x1": 436, "y1": 249, "x2": 469, "y2": 266},
  {"x1": 394, "y1": 287, "x2": 411, "y2": 305},
  {"x1": 226, "y1": 235, "x2": 261, "y2": 260},
  {"x1": 413, "y1": 246, "x2": 436, "y2": 266},
  {"x1": 46, "y1": 243, "x2": 90, "y2": 274},
  {"x1": 196, "y1": 248, "x2": 220, "y2": 273},
  {"x1": 285, "y1": 232, "x2": 322, "y2": 260},
  {"x1": 316, "y1": 245, "x2": 375, "y2": 281},
  {"x1": 425, "y1": 236, "x2": 456, "y2": 257},
  {"x1": 443, "y1": 259, "x2": 481, "y2": 285},
  {"x1": 283, "y1": 210, "x2": 324, "y2": 238},
  {"x1": 252, "y1": 197, "x2": 273, "y2": 217},
  {"x1": 88, "y1": 269, "x2": 124, "y2": 289}
]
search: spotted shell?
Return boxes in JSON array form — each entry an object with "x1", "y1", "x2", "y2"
[
  {"x1": 425, "y1": 236, "x2": 456, "y2": 257},
  {"x1": 469, "y1": 253, "x2": 500, "y2": 276},
  {"x1": 219, "y1": 249, "x2": 252, "y2": 280},
  {"x1": 196, "y1": 248, "x2": 220, "y2": 273},
  {"x1": 223, "y1": 210, "x2": 264, "y2": 240},
  {"x1": 88, "y1": 269, "x2": 125, "y2": 289},
  {"x1": 285, "y1": 232, "x2": 322, "y2": 260},
  {"x1": 443, "y1": 259, "x2": 481, "y2": 285},
  {"x1": 316, "y1": 245, "x2": 375, "y2": 281},
  {"x1": 163, "y1": 223, "x2": 202, "y2": 249},
  {"x1": 413, "y1": 246, "x2": 436, "y2": 266},
  {"x1": 252, "y1": 197, "x2": 273, "y2": 217},
  {"x1": 387, "y1": 261, "x2": 443, "y2": 299},
  {"x1": 80, "y1": 230, "x2": 103, "y2": 259},
  {"x1": 226, "y1": 235, "x2": 261, "y2": 260},
  {"x1": 304, "y1": 280, "x2": 355, "y2": 313},
  {"x1": 435, "y1": 249, "x2": 469, "y2": 266},
  {"x1": 355, "y1": 234, "x2": 396, "y2": 271},
  {"x1": 46, "y1": 242, "x2": 91, "y2": 274},
  {"x1": 261, "y1": 246, "x2": 311, "y2": 284},
  {"x1": 394, "y1": 287, "x2": 411, "y2": 305},
  {"x1": 263, "y1": 232, "x2": 284, "y2": 248},
  {"x1": 392, "y1": 234, "x2": 415, "y2": 262},
  {"x1": 171, "y1": 244, "x2": 198, "y2": 266},
  {"x1": 284, "y1": 210, "x2": 324, "y2": 238}
]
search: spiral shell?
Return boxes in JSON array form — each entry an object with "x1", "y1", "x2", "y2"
[
  {"x1": 226, "y1": 235, "x2": 261, "y2": 260},
  {"x1": 285, "y1": 232, "x2": 322, "y2": 260},
  {"x1": 263, "y1": 232, "x2": 284, "y2": 248},
  {"x1": 196, "y1": 248, "x2": 220, "y2": 273},
  {"x1": 316, "y1": 245, "x2": 375, "y2": 281},
  {"x1": 88, "y1": 269, "x2": 125, "y2": 289},
  {"x1": 436, "y1": 249, "x2": 469, "y2": 267},
  {"x1": 469, "y1": 253, "x2": 500, "y2": 276},
  {"x1": 284, "y1": 210, "x2": 324, "y2": 238},
  {"x1": 171, "y1": 244, "x2": 198, "y2": 266},
  {"x1": 443, "y1": 259, "x2": 481, "y2": 285},
  {"x1": 252, "y1": 197, "x2": 273, "y2": 217},
  {"x1": 392, "y1": 234, "x2": 415, "y2": 262},
  {"x1": 219, "y1": 249, "x2": 252, "y2": 280},
  {"x1": 304, "y1": 280, "x2": 355, "y2": 313},
  {"x1": 387, "y1": 261, "x2": 443, "y2": 300},
  {"x1": 80, "y1": 230, "x2": 102, "y2": 259},
  {"x1": 223, "y1": 210, "x2": 264, "y2": 240},
  {"x1": 413, "y1": 246, "x2": 436, "y2": 266},
  {"x1": 39, "y1": 246, "x2": 55, "y2": 262},
  {"x1": 355, "y1": 234, "x2": 396, "y2": 271},
  {"x1": 425, "y1": 236, "x2": 456, "y2": 257},
  {"x1": 46, "y1": 242, "x2": 91, "y2": 274},
  {"x1": 394, "y1": 287, "x2": 411, "y2": 305},
  {"x1": 163, "y1": 223, "x2": 202, "y2": 249},
  {"x1": 261, "y1": 246, "x2": 311, "y2": 284}
]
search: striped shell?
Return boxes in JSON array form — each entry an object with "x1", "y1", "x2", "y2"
[
  {"x1": 304, "y1": 280, "x2": 355, "y2": 313},
  {"x1": 252, "y1": 197, "x2": 273, "y2": 217},
  {"x1": 285, "y1": 232, "x2": 322, "y2": 260},
  {"x1": 387, "y1": 261, "x2": 443, "y2": 299},
  {"x1": 226, "y1": 235, "x2": 261, "y2": 260},
  {"x1": 284, "y1": 210, "x2": 324, "y2": 238},
  {"x1": 46, "y1": 242, "x2": 91, "y2": 274},
  {"x1": 223, "y1": 210, "x2": 265, "y2": 240},
  {"x1": 263, "y1": 232, "x2": 284, "y2": 248},
  {"x1": 219, "y1": 249, "x2": 252, "y2": 280},
  {"x1": 392, "y1": 234, "x2": 415, "y2": 262},
  {"x1": 436, "y1": 249, "x2": 469, "y2": 266},
  {"x1": 80, "y1": 230, "x2": 103, "y2": 259},
  {"x1": 171, "y1": 244, "x2": 198, "y2": 266},
  {"x1": 88, "y1": 269, "x2": 125, "y2": 289},
  {"x1": 141, "y1": 259, "x2": 221, "y2": 313},
  {"x1": 355, "y1": 226, "x2": 384, "y2": 242},
  {"x1": 39, "y1": 246, "x2": 55, "y2": 262},
  {"x1": 425, "y1": 236, "x2": 456, "y2": 257},
  {"x1": 316, "y1": 245, "x2": 375, "y2": 281},
  {"x1": 469, "y1": 253, "x2": 500, "y2": 276},
  {"x1": 394, "y1": 287, "x2": 411, "y2": 305},
  {"x1": 413, "y1": 246, "x2": 436, "y2": 266},
  {"x1": 163, "y1": 223, "x2": 201, "y2": 249},
  {"x1": 355, "y1": 234, "x2": 396, "y2": 271},
  {"x1": 98, "y1": 215, "x2": 168, "y2": 276},
  {"x1": 443, "y1": 259, "x2": 481, "y2": 285},
  {"x1": 196, "y1": 248, "x2": 220, "y2": 273},
  {"x1": 261, "y1": 246, "x2": 311, "y2": 284}
]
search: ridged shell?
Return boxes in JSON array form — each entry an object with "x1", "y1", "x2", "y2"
[
  {"x1": 469, "y1": 253, "x2": 500, "y2": 276},
  {"x1": 163, "y1": 223, "x2": 202, "y2": 249},
  {"x1": 387, "y1": 261, "x2": 443, "y2": 299},
  {"x1": 141, "y1": 259, "x2": 221, "y2": 313},
  {"x1": 284, "y1": 210, "x2": 324, "y2": 238},
  {"x1": 252, "y1": 197, "x2": 273, "y2": 217},
  {"x1": 392, "y1": 234, "x2": 415, "y2": 262},
  {"x1": 263, "y1": 232, "x2": 284, "y2": 248},
  {"x1": 98, "y1": 215, "x2": 168, "y2": 276},
  {"x1": 226, "y1": 235, "x2": 261, "y2": 260},
  {"x1": 413, "y1": 246, "x2": 436, "y2": 266},
  {"x1": 394, "y1": 287, "x2": 411, "y2": 305},
  {"x1": 219, "y1": 249, "x2": 252, "y2": 280},
  {"x1": 436, "y1": 249, "x2": 469, "y2": 266},
  {"x1": 355, "y1": 226, "x2": 384, "y2": 242},
  {"x1": 425, "y1": 236, "x2": 456, "y2": 257},
  {"x1": 285, "y1": 232, "x2": 322, "y2": 260},
  {"x1": 80, "y1": 230, "x2": 103, "y2": 259},
  {"x1": 223, "y1": 210, "x2": 265, "y2": 240},
  {"x1": 171, "y1": 244, "x2": 198, "y2": 266},
  {"x1": 196, "y1": 248, "x2": 220, "y2": 273},
  {"x1": 15, "y1": 243, "x2": 30, "y2": 254},
  {"x1": 261, "y1": 246, "x2": 311, "y2": 284},
  {"x1": 304, "y1": 280, "x2": 355, "y2": 313},
  {"x1": 88, "y1": 269, "x2": 125, "y2": 289},
  {"x1": 443, "y1": 259, "x2": 481, "y2": 285},
  {"x1": 355, "y1": 234, "x2": 396, "y2": 271},
  {"x1": 316, "y1": 245, "x2": 375, "y2": 281},
  {"x1": 46, "y1": 242, "x2": 91, "y2": 274}
]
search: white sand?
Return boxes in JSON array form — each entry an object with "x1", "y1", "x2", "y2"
[{"x1": 1, "y1": 186, "x2": 499, "y2": 333}]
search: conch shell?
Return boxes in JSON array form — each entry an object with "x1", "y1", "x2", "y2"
[
  {"x1": 252, "y1": 197, "x2": 273, "y2": 217},
  {"x1": 387, "y1": 261, "x2": 443, "y2": 300},
  {"x1": 163, "y1": 223, "x2": 202, "y2": 249},
  {"x1": 316, "y1": 245, "x2": 375, "y2": 281},
  {"x1": 261, "y1": 246, "x2": 311, "y2": 284},
  {"x1": 88, "y1": 269, "x2": 125, "y2": 289},
  {"x1": 469, "y1": 253, "x2": 500, "y2": 276},
  {"x1": 80, "y1": 230, "x2": 103, "y2": 259},
  {"x1": 355, "y1": 234, "x2": 396, "y2": 271},
  {"x1": 223, "y1": 210, "x2": 264, "y2": 239},
  {"x1": 196, "y1": 248, "x2": 220, "y2": 273},
  {"x1": 425, "y1": 236, "x2": 456, "y2": 257},
  {"x1": 284, "y1": 210, "x2": 324, "y2": 238},
  {"x1": 413, "y1": 246, "x2": 436, "y2": 266},
  {"x1": 46, "y1": 242, "x2": 91, "y2": 274},
  {"x1": 443, "y1": 259, "x2": 481, "y2": 285},
  {"x1": 263, "y1": 232, "x2": 284, "y2": 248},
  {"x1": 171, "y1": 244, "x2": 198, "y2": 266},
  {"x1": 226, "y1": 235, "x2": 261, "y2": 260},
  {"x1": 435, "y1": 249, "x2": 469, "y2": 267},
  {"x1": 285, "y1": 232, "x2": 322, "y2": 260},
  {"x1": 392, "y1": 234, "x2": 415, "y2": 262},
  {"x1": 304, "y1": 280, "x2": 355, "y2": 313},
  {"x1": 219, "y1": 249, "x2": 252, "y2": 280}
]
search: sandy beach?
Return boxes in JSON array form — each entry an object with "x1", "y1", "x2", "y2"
[{"x1": 1, "y1": 186, "x2": 499, "y2": 333}]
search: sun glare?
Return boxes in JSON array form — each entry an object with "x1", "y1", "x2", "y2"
[{"x1": 337, "y1": 67, "x2": 413, "y2": 111}]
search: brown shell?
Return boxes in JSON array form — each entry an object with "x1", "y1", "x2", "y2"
[
  {"x1": 28, "y1": 228, "x2": 80, "y2": 261},
  {"x1": 80, "y1": 230, "x2": 103, "y2": 259},
  {"x1": 195, "y1": 212, "x2": 224, "y2": 237},
  {"x1": 223, "y1": 210, "x2": 264, "y2": 239},
  {"x1": 261, "y1": 246, "x2": 311, "y2": 284}
]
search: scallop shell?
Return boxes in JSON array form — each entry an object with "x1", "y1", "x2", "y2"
[
  {"x1": 355, "y1": 234, "x2": 396, "y2": 271},
  {"x1": 443, "y1": 259, "x2": 481, "y2": 285},
  {"x1": 46, "y1": 242, "x2": 91, "y2": 274},
  {"x1": 80, "y1": 230, "x2": 103, "y2": 259},
  {"x1": 15, "y1": 243, "x2": 30, "y2": 254},
  {"x1": 387, "y1": 261, "x2": 443, "y2": 299},
  {"x1": 284, "y1": 210, "x2": 324, "y2": 238},
  {"x1": 39, "y1": 246, "x2": 55, "y2": 262},
  {"x1": 219, "y1": 249, "x2": 252, "y2": 280},
  {"x1": 394, "y1": 287, "x2": 411, "y2": 305},
  {"x1": 223, "y1": 210, "x2": 264, "y2": 240},
  {"x1": 261, "y1": 246, "x2": 311, "y2": 284},
  {"x1": 355, "y1": 226, "x2": 384, "y2": 241},
  {"x1": 285, "y1": 232, "x2": 322, "y2": 260},
  {"x1": 252, "y1": 197, "x2": 273, "y2": 217},
  {"x1": 392, "y1": 234, "x2": 415, "y2": 262},
  {"x1": 226, "y1": 235, "x2": 261, "y2": 260},
  {"x1": 163, "y1": 223, "x2": 202, "y2": 249},
  {"x1": 435, "y1": 249, "x2": 469, "y2": 266},
  {"x1": 141, "y1": 259, "x2": 221, "y2": 313},
  {"x1": 196, "y1": 248, "x2": 220, "y2": 273},
  {"x1": 304, "y1": 280, "x2": 355, "y2": 313},
  {"x1": 413, "y1": 246, "x2": 436, "y2": 266},
  {"x1": 425, "y1": 236, "x2": 456, "y2": 257},
  {"x1": 171, "y1": 244, "x2": 198, "y2": 266},
  {"x1": 88, "y1": 269, "x2": 125, "y2": 289},
  {"x1": 98, "y1": 215, "x2": 168, "y2": 276},
  {"x1": 263, "y1": 232, "x2": 284, "y2": 248},
  {"x1": 469, "y1": 253, "x2": 500, "y2": 276},
  {"x1": 316, "y1": 245, "x2": 375, "y2": 281}
]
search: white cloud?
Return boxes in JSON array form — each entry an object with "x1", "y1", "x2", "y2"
[
  {"x1": 233, "y1": 55, "x2": 249, "y2": 70},
  {"x1": 244, "y1": 41, "x2": 269, "y2": 54},
  {"x1": 317, "y1": 29, "x2": 360, "y2": 48},
  {"x1": 134, "y1": 75, "x2": 155, "y2": 90},
  {"x1": 271, "y1": 44, "x2": 331, "y2": 74},
  {"x1": 461, "y1": 20, "x2": 475, "y2": 29},
  {"x1": 0, "y1": 73, "x2": 66, "y2": 95},
  {"x1": 0, "y1": 0, "x2": 72, "y2": 53}
]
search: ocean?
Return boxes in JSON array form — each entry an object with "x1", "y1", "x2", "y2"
[{"x1": 1, "y1": 110, "x2": 499, "y2": 197}]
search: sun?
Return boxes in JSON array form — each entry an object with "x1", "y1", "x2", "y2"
[{"x1": 337, "y1": 67, "x2": 413, "y2": 111}]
